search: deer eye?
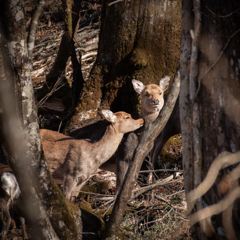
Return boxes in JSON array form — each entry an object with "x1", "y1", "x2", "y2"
[
  {"x1": 145, "y1": 92, "x2": 150, "y2": 97},
  {"x1": 159, "y1": 92, "x2": 162, "y2": 95},
  {"x1": 126, "y1": 116, "x2": 130, "y2": 119}
]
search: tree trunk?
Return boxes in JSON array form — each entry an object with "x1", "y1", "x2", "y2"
[
  {"x1": 102, "y1": 68, "x2": 180, "y2": 240},
  {"x1": 67, "y1": 0, "x2": 181, "y2": 127},
  {"x1": 37, "y1": 0, "x2": 84, "y2": 110},
  {"x1": 0, "y1": 1, "x2": 82, "y2": 239},
  {"x1": 180, "y1": 0, "x2": 240, "y2": 239}
]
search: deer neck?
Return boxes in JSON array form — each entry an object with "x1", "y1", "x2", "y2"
[
  {"x1": 140, "y1": 109, "x2": 159, "y2": 129},
  {"x1": 92, "y1": 124, "x2": 123, "y2": 164}
]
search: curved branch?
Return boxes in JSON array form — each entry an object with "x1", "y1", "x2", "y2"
[
  {"x1": 102, "y1": 69, "x2": 180, "y2": 239},
  {"x1": 187, "y1": 151, "x2": 240, "y2": 213}
]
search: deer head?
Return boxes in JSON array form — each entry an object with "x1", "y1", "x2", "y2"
[
  {"x1": 102, "y1": 110, "x2": 144, "y2": 134},
  {"x1": 132, "y1": 76, "x2": 170, "y2": 116}
]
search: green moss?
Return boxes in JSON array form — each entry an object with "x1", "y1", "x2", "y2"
[
  {"x1": 80, "y1": 208, "x2": 105, "y2": 232},
  {"x1": 67, "y1": 0, "x2": 182, "y2": 129},
  {"x1": 80, "y1": 181, "x2": 109, "y2": 196},
  {"x1": 79, "y1": 200, "x2": 92, "y2": 213},
  {"x1": 160, "y1": 135, "x2": 182, "y2": 162},
  {"x1": 39, "y1": 162, "x2": 79, "y2": 239},
  {"x1": 96, "y1": 208, "x2": 112, "y2": 221}
]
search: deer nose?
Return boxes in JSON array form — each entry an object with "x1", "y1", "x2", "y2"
[{"x1": 152, "y1": 99, "x2": 159, "y2": 105}]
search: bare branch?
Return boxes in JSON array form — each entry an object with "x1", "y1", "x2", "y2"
[
  {"x1": 102, "y1": 69, "x2": 180, "y2": 239},
  {"x1": 27, "y1": 0, "x2": 46, "y2": 62},
  {"x1": 187, "y1": 151, "x2": 240, "y2": 213}
]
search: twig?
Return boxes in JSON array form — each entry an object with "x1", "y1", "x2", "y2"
[
  {"x1": 176, "y1": 216, "x2": 189, "y2": 222},
  {"x1": 206, "y1": 6, "x2": 240, "y2": 18},
  {"x1": 37, "y1": 74, "x2": 66, "y2": 107},
  {"x1": 155, "y1": 194, "x2": 187, "y2": 211},
  {"x1": 139, "y1": 169, "x2": 183, "y2": 173},
  {"x1": 75, "y1": 190, "x2": 113, "y2": 197},
  {"x1": 108, "y1": 0, "x2": 124, "y2": 7},
  {"x1": 99, "y1": 196, "x2": 117, "y2": 208},
  {"x1": 103, "y1": 202, "x2": 114, "y2": 216},
  {"x1": 166, "y1": 189, "x2": 185, "y2": 198},
  {"x1": 155, "y1": 194, "x2": 170, "y2": 203},
  {"x1": 133, "y1": 177, "x2": 184, "y2": 198},
  {"x1": 140, "y1": 207, "x2": 173, "y2": 226},
  {"x1": 82, "y1": 232, "x2": 97, "y2": 235},
  {"x1": 195, "y1": 28, "x2": 240, "y2": 99}
]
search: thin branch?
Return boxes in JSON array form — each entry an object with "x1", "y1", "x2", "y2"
[
  {"x1": 187, "y1": 151, "x2": 240, "y2": 213},
  {"x1": 133, "y1": 177, "x2": 184, "y2": 198},
  {"x1": 139, "y1": 169, "x2": 183, "y2": 173},
  {"x1": 206, "y1": 6, "x2": 240, "y2": 18},
  {"x1": 36, "y1": 74, "x2": 67, "y2": 107},
  {"x1": 190, "y1": 186, "x2": 240, "y2": 226},
  {"x1": 108, "y1": 0, "x2": 124, "y2": 7},
  {"x1": 27, "y1": 0, "x2": 46, "y2": 63},
  {"x1": 140, "y1": 207, "x2": 173, "y2": 226},
  {"x1": 166, "y1": 189, "x2": 185, "y2": 198},
  {"x1": 195, "y1": 28, "x2": 240, "y2": 99},
  {"x1": 102, "y1": 70, "x2": 180, "y2": 239}
]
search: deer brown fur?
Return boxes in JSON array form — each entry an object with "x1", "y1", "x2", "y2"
[
  {"x1": 40, "y1": 110, "x2": 144, "y2": 202},
  {"x1": 68, "y1": 76, "x2": 171, "y2": 192}
]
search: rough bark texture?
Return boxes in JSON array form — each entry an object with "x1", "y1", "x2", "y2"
[
  {"x1": 180, "y1": 0, "x2": 240, "y2": 239},
  {"x1": 37, "y1": 0, "x2": 84, "y2": 110},
  {"x1": 68, "y1": 0, "x2": 181, "y2": 128},
  {"x1": 102, "y1": 71, "x2": 180, "y2": 239},
  {"x1": 0, "y1": 0, "x2": 82, "y2": 239}
]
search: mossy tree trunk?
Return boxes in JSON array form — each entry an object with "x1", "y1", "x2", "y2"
[
  {"x1": 0, "y1": 0, "x2": 82, "y2": 239},
  {"x1": 180, "y1": 0, "x2": 240, "y2": 239},
  {"x1": 68, "y1": 0, "x2": 181, "y2": 127}
]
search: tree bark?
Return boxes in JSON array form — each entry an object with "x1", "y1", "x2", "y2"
[
  {"x1": 37, "y1": 0, "x2": 84, "y2": 109},
  {"x1": 102, "y1": 70, "x2": 180, "y2": 239},
  {"x1": 180, "y1": 0, "x2": 240, "y2": 239},
  {"x1": 27, "y1": 0, "x2": 46, "y2": 62},
  {"x1": 0, "y1": 1, "x2": 82, "y2": 239},
  {"x1": 67, "y1": 0, "x2": 181, "y2": 128}
]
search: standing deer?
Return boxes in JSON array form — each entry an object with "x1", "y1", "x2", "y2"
[
  {"x1": 40, "y1": 110, "x2": 144, "y2": 202},
  {"x1": 150, "y1": 96, "x2": 181, "y2": 169},
  {"x1": 0, "y1": 164, "x2": 28, "y2": 240},
  {"x1": 114, "y1": 76, "x2": 172, "y2": 190},
  {"x1": 68, "y1": 76, "x2": 171, "y2": 192}
]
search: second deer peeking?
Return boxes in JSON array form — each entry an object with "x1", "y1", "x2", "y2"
[{"x1": 40, "y1": 110, "x2": 144, "y2": 202}]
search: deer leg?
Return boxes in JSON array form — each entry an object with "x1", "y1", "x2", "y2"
[
  {"x1": 63, "y1": 175, "x2": 78, "y2": 202},
  {"x1": 116, "y1": 159, "x2": 130, "y2": 193},
  {"x1": 63, "y1": 173, "x2": 89, "y2": 202},
  {"x1": 70, "y1": 181, "x2": 87, "y2": 202},
  {"x1": 0, "y1": 199, "x2": 11, "y2": 240},
  {"x1": 19, "y1": 217, "x2": 28, "y2": 239}
]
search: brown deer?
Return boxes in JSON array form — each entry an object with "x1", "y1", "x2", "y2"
[
  {"x1": 150, "y1": 96, "x2": 181, "y2": 170},
  {"x1": 114, "y1": 76, "x2": 172, "y2": 190},
  {"x1": 40, "y1": 110, "x2": 144, "y2": 202},
  {"x1": 68, "y1": 76, "x2": 171, "y2": 192},
  {"x1": 0, "y1": 164, "x2": 28, "y2": 240}
]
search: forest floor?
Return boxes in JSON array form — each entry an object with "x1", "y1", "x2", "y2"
[{"x1": 5, "y1": 1, "x2": 191, "y2": 239}]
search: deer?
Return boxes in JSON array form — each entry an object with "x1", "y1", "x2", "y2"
[
  {"x1": 40, "y1": 110, "x2": 144, "y2": 202},
  {"x1": 150, "y1": 96, "x2": 181, "y2": 170},
  {"x1": 68, "y1": 75, "x2": 172, "y2": 192},
  {"x1": 0, "y1": 164, "x2": 28, "y2": 240}
]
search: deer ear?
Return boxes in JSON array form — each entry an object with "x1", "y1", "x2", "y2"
[
  {"x1": 102, "y1": 110, "x2": 116, "y2": 123},
  {"x1": 132, "y1": 79, "x2": 145, "y2": 95},
  {"x1": 159, "y1": 76, "x2": 170, "y2": 92}
]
